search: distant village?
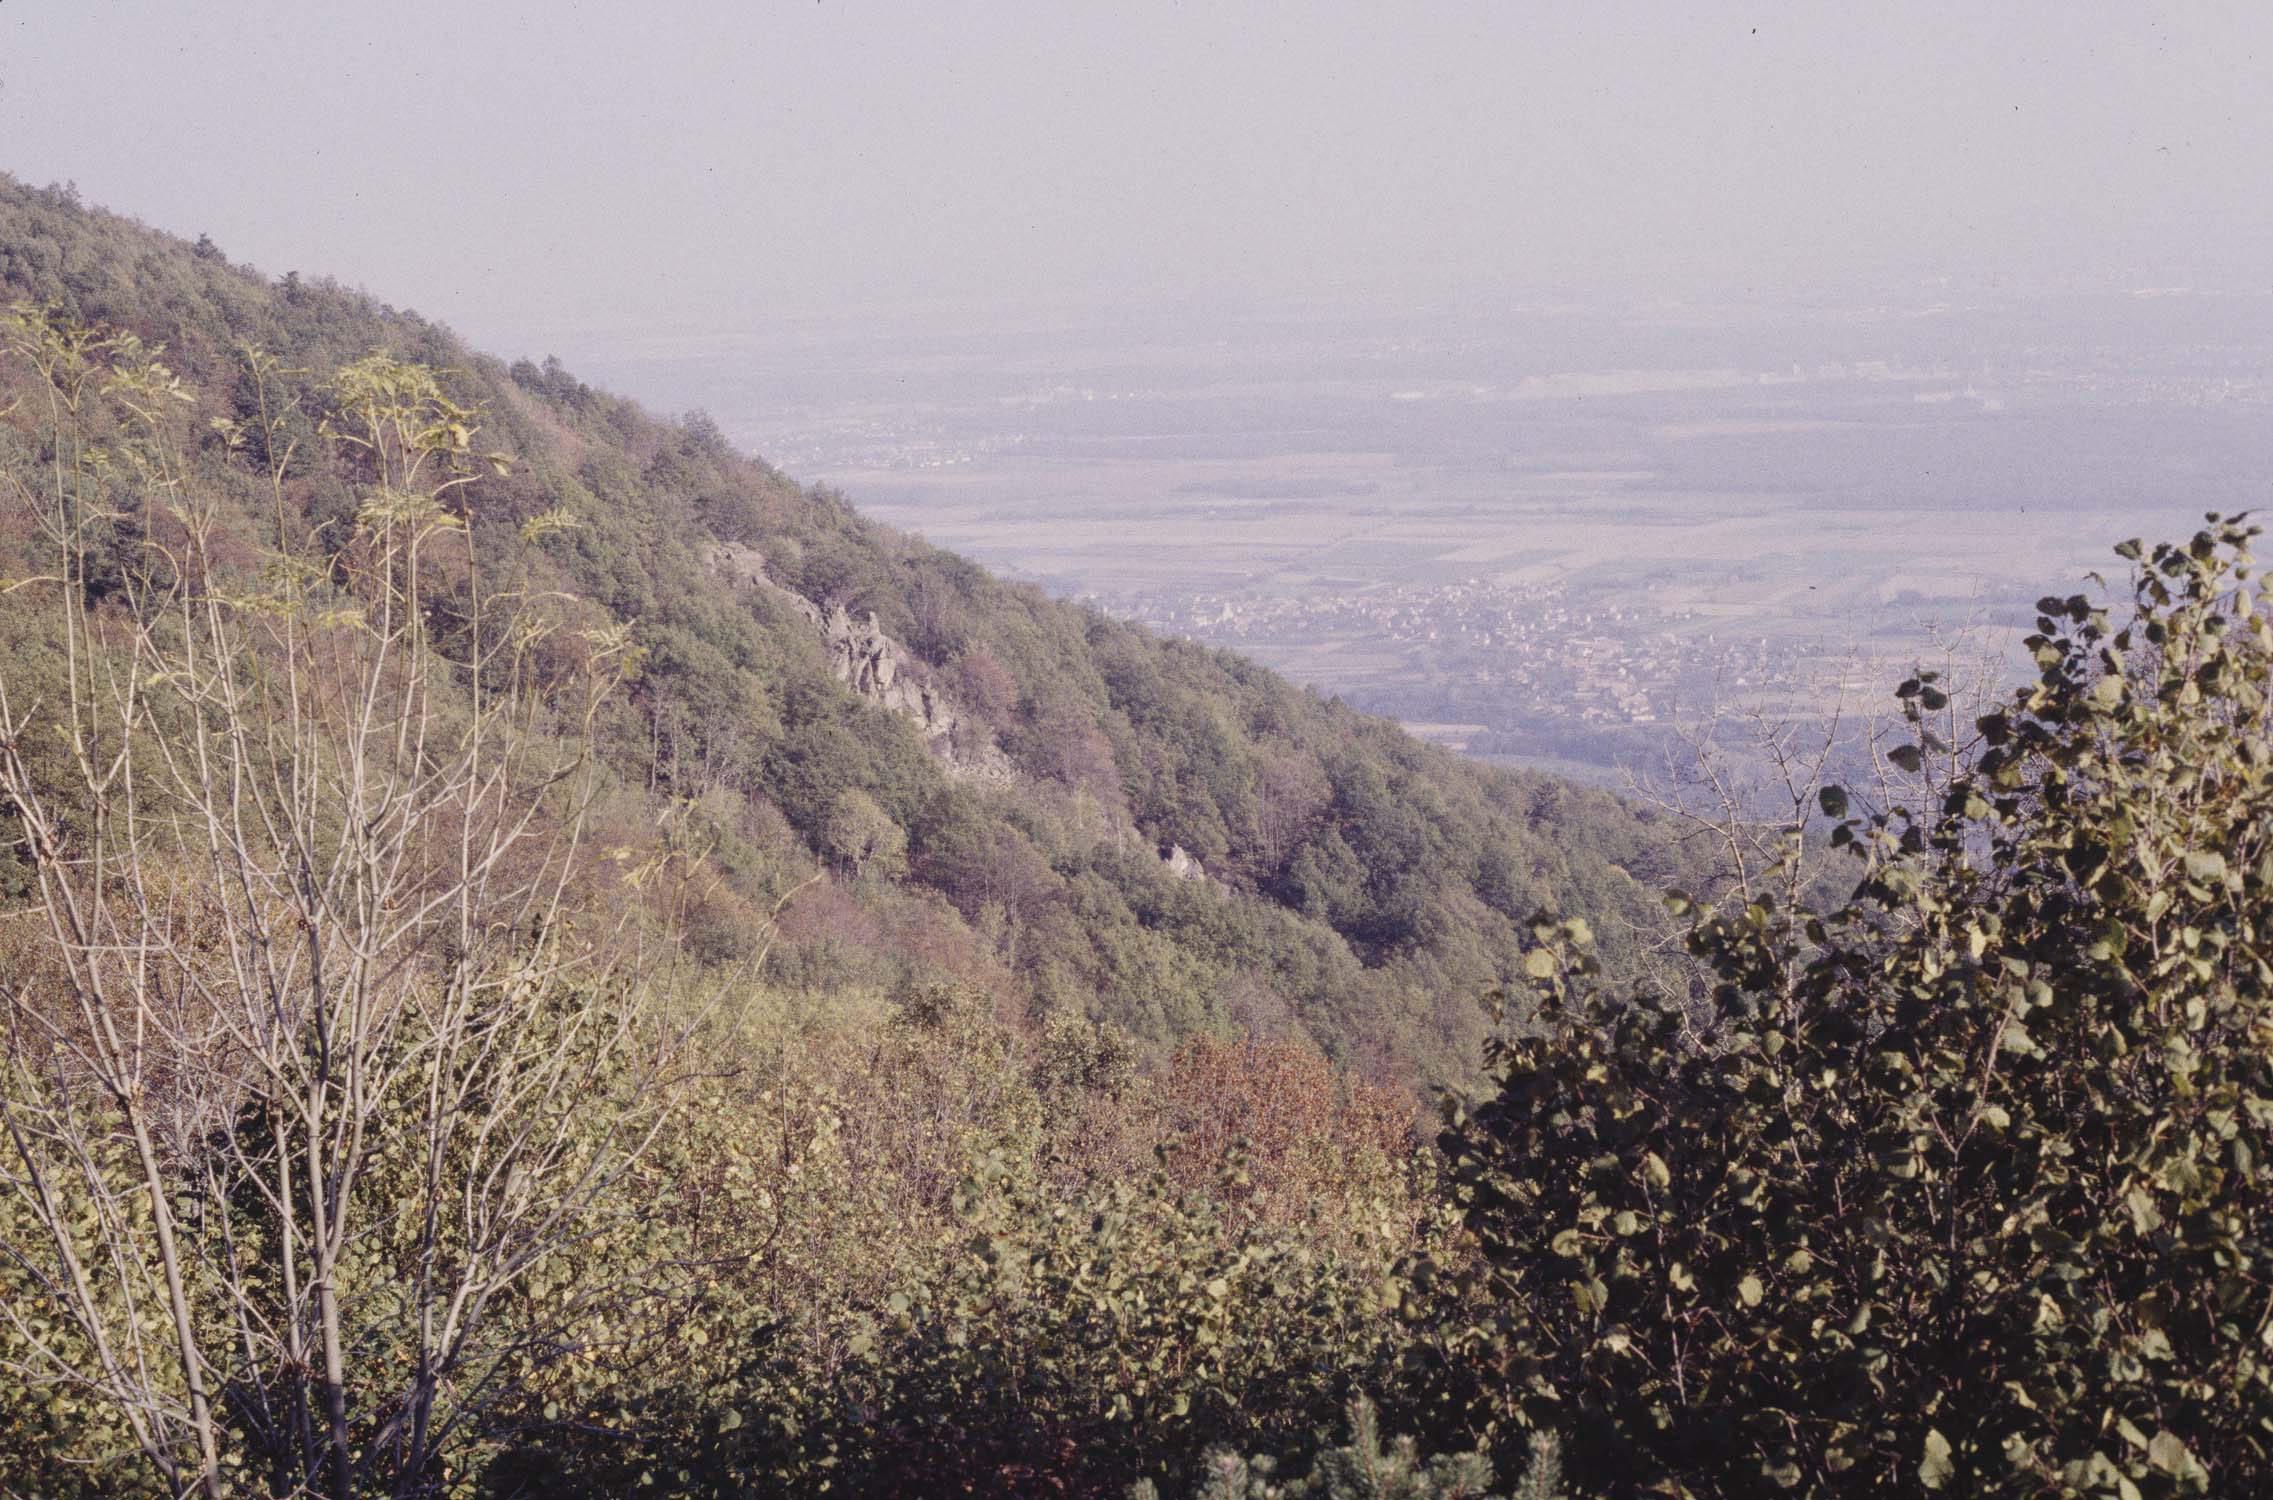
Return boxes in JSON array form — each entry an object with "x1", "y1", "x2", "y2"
[{"x1": 1094, "y1": 575, "x2": 1952, "y2": 771}]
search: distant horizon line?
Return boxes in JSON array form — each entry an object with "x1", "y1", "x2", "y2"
[
  {"x1": 9, "y1": 167, "x2": 2264, "y2": 377},
  {"x1": 517, "y1": 272, "x2": 2272, "y2": 356}
]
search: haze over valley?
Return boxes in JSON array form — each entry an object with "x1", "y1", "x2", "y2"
[{"x1": 573, "y1": 280, "x2": 2273, "y2": 778}]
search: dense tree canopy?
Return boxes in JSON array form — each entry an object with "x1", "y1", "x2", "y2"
[{"x1": 0, "y1": 171, "x2": 1700, "y2": 1087}]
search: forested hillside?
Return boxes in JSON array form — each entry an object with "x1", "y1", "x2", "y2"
[
  {"x1": 3, "y1": 175, "x2": 2266, "y2": 1499},
  {"x1": 0, "y1": 173, "x2": 1693, "y2": 1086}
]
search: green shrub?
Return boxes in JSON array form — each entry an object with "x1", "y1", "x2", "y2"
[
  {"x1": 1134, "y1": 1396, "x2": 1563, "y2": 1500},
  {"x1": 1436, "y1": 522, "x2": 2273, "y2": 1496}
]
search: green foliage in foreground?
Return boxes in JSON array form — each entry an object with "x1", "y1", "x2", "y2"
[
  {"x1": 1133, "y1": 1397, "x2": 1540, "y2": 1500},
  {"x1": 1436, "y1": 519, "x2": 2273, "y2": 1496},
  {"x1": 607, "y1": 1166, "x2": 1415, "y2": 1496},
  {"x1": 483, "y1": 989, "x2": 1437, "y2": 1498}
]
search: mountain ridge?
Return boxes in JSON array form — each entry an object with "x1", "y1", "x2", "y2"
[{"x1": 0, "y1": 172, "x2": 1699, "y2": 1083}]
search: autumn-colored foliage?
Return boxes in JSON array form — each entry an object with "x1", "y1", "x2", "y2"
[{"x1": 1156, "y1": 1035, "x2": 1420, "y2": 1226}]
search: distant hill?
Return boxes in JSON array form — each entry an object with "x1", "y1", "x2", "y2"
[{"x1": 0, "y1": 173, "x2": 1700, "y2": 1084}]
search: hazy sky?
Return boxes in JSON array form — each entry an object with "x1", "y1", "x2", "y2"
[{"x1": 4, "y1": 2, "x2": 2269, "y2": 350}]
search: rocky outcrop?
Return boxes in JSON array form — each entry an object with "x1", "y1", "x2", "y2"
[
  {"x1": 707, "y1": 542, "x2": 1014, "y2": 784},
  {"x1": 820, "y1": 601, "x2": 965, "y2": 747},
  {"x1": 709, "y1": 542, "x2": 822, "y2": 627},
  {"x1": 708, "y1": 540, "x2": 775, "y2": 594},
  {"x1": 707, "y1": 546, "x2": 1221, "y2": 865}
]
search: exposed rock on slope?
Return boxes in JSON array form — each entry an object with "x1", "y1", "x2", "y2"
[
  {"x1": 823, "y1": 602, "x2": 950, "y2": 738},
  {"x1": 708, "y1": 542, "x2": 1013, "y2": 782}
]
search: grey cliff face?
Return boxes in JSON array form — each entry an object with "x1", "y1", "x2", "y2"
[
  {"x1": 709, "y1": 543, "x2": 1012, "y2": 783},
  {"x1": 1161, "y1": 843, "x2": 1206, "y2": 882}
]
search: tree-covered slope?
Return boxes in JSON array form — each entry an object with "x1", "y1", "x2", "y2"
[{"x1": 0, "y1": 173, "x2": 1694, "y2": 1082}]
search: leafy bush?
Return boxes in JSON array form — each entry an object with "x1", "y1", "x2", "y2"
[
  {"x1": 497, "y1": 982, "x2": 1441, "y2": 1497},
  {"x1": 1134, "y1": 1396, "x2": 1557, "y2": 1500},
  {"x1": 1436, "y1": 521, "x2": 2273, "y2": 1496}
]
